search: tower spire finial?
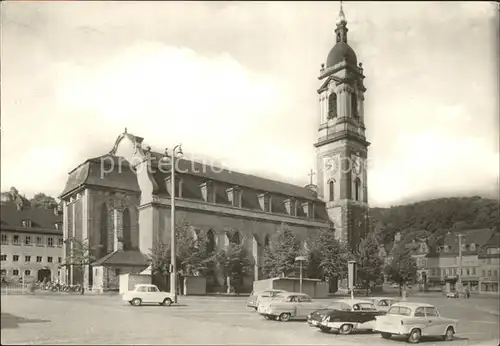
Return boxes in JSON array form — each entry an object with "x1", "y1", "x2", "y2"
[
  {"x1": 338, "y1": 1, "x2": 346, "y2": 24},
  {"x1": 335, "y1": 1, "x2": 348, "y2": 43}
]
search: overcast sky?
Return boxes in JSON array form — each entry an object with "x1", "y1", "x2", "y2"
[{"x1": 1, "y1": 1, "x2": 498, "y2": 207}]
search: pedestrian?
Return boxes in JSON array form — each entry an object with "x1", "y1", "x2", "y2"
[{"x1": 466, "y1": 288, "x2": 470, "y2": 299}]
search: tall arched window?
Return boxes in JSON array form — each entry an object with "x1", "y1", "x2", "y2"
[
  {"x1": 264, "y1": 235, "x2": 270, "y2": 248},
  {"x1": 351, "y1": 92, "x2": 358, "y2": 118},
  {"x1": 328, "y1": 180, "x2": 335, "y2": 202},
  {"x1": 328, "y1": 93, "x2": 337, "y2": 119},
  {"x1": 231, "y1": 231, "x2": 241, "y2": 245},
  {"x1": 354, "y1": 178, "x2": 361, "y2": 201},
  {"x1": 122, "y1": 208, "x2": 132, "y2": 251},
  {"x1": 207, "y1": 229, "x2": 215, "y2": 253},
  {"x1": 100, "y1": 204, "x2": 108, "y2": 258}
]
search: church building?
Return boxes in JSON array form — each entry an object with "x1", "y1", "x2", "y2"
[{"x1": 59, "y1": 5, "x2": 370, "y2": 292}]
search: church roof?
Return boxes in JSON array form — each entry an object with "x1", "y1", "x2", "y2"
[
  {"x1": 0, "y1": 202, "x2": 63, "y2": 235},
  {"x1": 92, "y1": 250, "x2": 149, "y2": 267},
  {"x1": 60, "y1": 152, "x2": 322, "y2": 203}
]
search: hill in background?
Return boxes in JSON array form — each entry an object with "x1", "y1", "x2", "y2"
[{"x1": 370, "y1": 196, "x2": 499, "y2": 250}]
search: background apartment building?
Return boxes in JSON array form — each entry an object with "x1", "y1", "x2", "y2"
[{"x1": 1, "y1": 196, "x2": 63, "y2": 282}]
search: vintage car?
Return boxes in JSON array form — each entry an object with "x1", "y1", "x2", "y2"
[
  {"x1": 306, "y1": 301, "x2": 344, "y2": 327},
  {"x1": 317, "y1": 299, "x2": 386, "y2": 334},
  {"x1": 446, "y1": 291, "x2": 459, "y2": 298},
  {"x1": 366, "y1": 297, "x2": 400, "y2": 312},
  {"x1": 257, "y1": 292, "x2": 327, "y2": 322},
  {"x1": 374, "y1": 302, "x2": 458, "y2": 343},
  {"x1": 122, "y1": 284, "x2": 175, "y2": 306},
  {"x1": 247, "y1": 289, "x2": 286, "y2": 310}
]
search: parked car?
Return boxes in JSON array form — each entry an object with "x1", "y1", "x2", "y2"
[
  {"x1": 306, "y1": 301, "x2": 344, "y2": 327},
  {"x1": 366, "y1": 297, "x2": 400, "y2": 312},
  {"x1": 122, "y1": 284, "x2": 175, "y2": 307},
  {"x1": 391, "y1": 283, "x2": 399, "y2": 288},
  {"x1": 247, "y1": 289, "x2": 286, "y2": 310},
  {"x1": 317, "y1": 299, "x2": 385, "y2": 334},
  {"x1": 257, "y1": 292, "x2": 327, "y2": 321},
  {"x1": 446, "y1": 291, "x2": 459, "y2": 298},
  {"x1": 374, "y1": 302, "x2": 458, "y2": 343}
]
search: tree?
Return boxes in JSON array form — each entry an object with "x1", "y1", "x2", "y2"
[
  {"x1": 65, "y1": 238, "x2": 99, "y2": 293},
  {"x1": 149, "y1": 219, "x2": 214, "y2": 290},
  {"x1": 356, "y1": 233, "x2": 384, "y2": 288},
  {"x1": 211, "y1": 243, "x2": 253, "y2": 293},
  {"x1": 30, "y1": 193, "x2": 58, "y2": 210},
  {"x1": 308, "y1": 227, "x2": 355, "y2": 284},
  {"x1": 384, "y1": 246, "x2": 417, "y2": 295},
  {"x1": 260, "y1": 223, "x2": 301, "y2": 278}
]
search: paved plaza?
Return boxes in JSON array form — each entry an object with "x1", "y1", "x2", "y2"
[{"x1": 1, "y1": 294, "x2": 499, "y2": 345}]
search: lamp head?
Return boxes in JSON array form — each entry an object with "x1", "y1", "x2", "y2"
[
  {"x1": 164, "y1": 148, "x2": 170, "y2": 157},
  {"x1": 177, "y1": 145, "x2": 183, "y2": 157}
]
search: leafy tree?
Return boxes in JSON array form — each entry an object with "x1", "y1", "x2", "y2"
[
  {"x1": 261, "y1": 223, "x2": 301, "y2": 278},
  {"x1": 211, "y1": 243, "x2": 253, "y2": 293},
  {"x1": 30, "y1": 193, "x2": 59, "y2": 210},
  {"x1": 307, "y1": 227, "x2": 356, "y2": 283},
  {"x1": 356, "y1": 233, "x2": 384, "y2": 288},
  {"x1": 384, "y1": 246, "x2": 417, "y2": 295},
  {"x1": 149, "y1": 219, "x2": 214, "y2": 290},
  {"x1": 64, "y1": 238, "x2": 99, "y2": 293}
]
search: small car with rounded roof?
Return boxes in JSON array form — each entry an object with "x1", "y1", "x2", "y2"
[
  {"x1": 374, "y1": 302, "x2": 458, "y2": 343},
  {"x1": 122, "y1": 284, "x2": 175, "y2": 307},
  {"x1": 365, "y1": 297, "x2": 400, "y2": 312}
]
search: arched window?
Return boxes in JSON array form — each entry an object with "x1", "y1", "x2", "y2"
[
  {"x1": 354, "y1": 178, "x2": 361, "y2": 201},
  {"x1": 351, "y1": 92, "x2": 358, "y2": 118},
  {"x1": 122, "y1": 208, "x2": 132, "y2": 251},
  {"x1": 264, "y1": 235, "x2": 270, "y2": 248},
  {"x1": 329, "y1": 180, "x2": 335, "y2": 202},
  {"x1": 207, "y1": 229, "x2": 216, "y2": 253},
  {"x1": 328, "y1": 93, "x2": 337, "y2": 119},
  {"x1": 100, "y1": 204, "x2": 108, "y2": 258},
  {"x1": 231, "y1": 231, "x2": 241, "y2": 245}
]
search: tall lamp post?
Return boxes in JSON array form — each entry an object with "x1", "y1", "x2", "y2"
[
  {"x1": 295, "y1": 256, "x2": 306, "y2": 293},
  {"x1": 164, "y1": 144, "x2": 183, "y2": 304},
  {"x1": 448, "y1": 232, "x2": 465, "y2": 293}
]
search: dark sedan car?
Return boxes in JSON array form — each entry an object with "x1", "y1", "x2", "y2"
[
  {"x1": 307, "y1": 301, "x2": 344, "y2": 327},
  {"x1": 315, "y1": 299, "x2": 386, "y2": 334}
]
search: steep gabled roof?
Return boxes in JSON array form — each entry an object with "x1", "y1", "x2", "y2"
[{"x1": 0, "y1": 202, "x2": 63, "y2": 235}]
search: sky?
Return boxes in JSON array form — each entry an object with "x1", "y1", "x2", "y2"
[{"x1": 1, "y1": 1, "x2": 499, "y2": 207}]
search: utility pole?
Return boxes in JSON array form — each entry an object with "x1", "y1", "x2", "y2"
[{"x1": 457, "y1": 233, "x2": 465, "y2": 293}]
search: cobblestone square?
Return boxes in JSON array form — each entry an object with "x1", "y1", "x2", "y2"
[{"x1": 1, "y1": 294, "x2": 498, "y2": 345}]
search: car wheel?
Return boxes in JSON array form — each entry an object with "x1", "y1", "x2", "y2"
[
  {"x1": 162, "y1": 298, "x2": 173, "y2": 306},
  {"x1": 319, "y1": 326, "x2": 331, "y2": 333},
  {"x1": 381, "y1": 332, "x2": 392, "y2": 339},
  {"x1": 254, "y1": 307, "x2": 257, "y2": 311},
  {"x1": 443, "y1": 327, "x2": 454, "y2": 341},
  {"x1": 338, "y1": 324, "x2": 353, "y2": 335},
  {"x1": 408, "y1": 328, "x2": 421, "y2": 344},
  {"x1": 279, "y1": 313, "x2": 291, "y2": 322},
  {"x1": 264, "y1": 315, "x2": 271, "y2": 320},
  {"x1": 131, "y1": 298, "x2": 142, "y2": 307}
]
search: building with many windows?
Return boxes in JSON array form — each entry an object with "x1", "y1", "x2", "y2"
[
  {"x1": 478, "y1": 232, "x2": 500, "y2": 293},
  {"x1": 425, "y1": 228, "x2": 496, "y2": 293},
  {"x1": 0, "y1": 190, "x2": 64, "y2": 282}
]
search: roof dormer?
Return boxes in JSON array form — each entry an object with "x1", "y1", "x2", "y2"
[
  {"x1": 55, "y1": 222, "x2": 63, "y2": 230},
  {"x1": 226, "y1": 186, "x2": 242, "y2": 208},
  {"x1": 22, "y1": 219, "x2": 32, "y2": 228}
]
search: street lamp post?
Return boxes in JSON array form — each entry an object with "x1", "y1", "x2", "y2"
[
  {"x1": 295, "y1": 256, "x2": 306, "y2": 293},
  {"x1": 164, "y1": 145, "x2": 183, "y2": 304}
]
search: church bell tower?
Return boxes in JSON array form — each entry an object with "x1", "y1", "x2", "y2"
[{"x1": 314, "y1": 3, "x2": 370, "y2": 252}]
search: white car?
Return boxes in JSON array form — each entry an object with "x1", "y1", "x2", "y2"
[
  {"x1": 374, "y1": 302, "x2": 458, "y2": 344},
  {"x1": 122, "y1": 284, "x2": 175, "y2": 306}
]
